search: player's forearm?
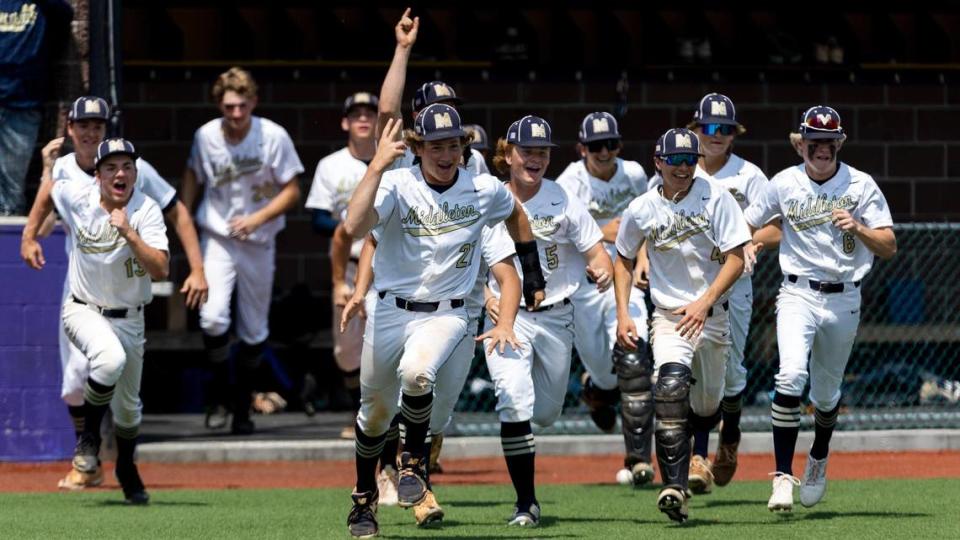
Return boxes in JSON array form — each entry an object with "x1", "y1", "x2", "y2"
[
  {"x1": 352, "y1": 236, "x2": 377, "y2": 297},
  {"x1": 600, "y1": 219, "x2": 621, "y2": 244},
  {"x1": 614, "y1": 254, "x2": 636, "y2": 319},
  {"x1": 252, "y1": 177, "x2": 301, "y2": 226},
  {"x1": 22, "y1": 177, "x2": 55, "y2": 241},
  {"x1": 125, "y1": 231, "x2": 170, "y2": 280},
  {"x1": 704, "y1": 248, "x2": 745, "y2": 305},
  {"x1": 586, "y1": 243, "x2": 613, "y2": 276},
  {"x1": 854, "y1": 226, "x2": 897, "y2": 260},
  {"x1": 344, "y1": 166, "x2": 386, "y2": 238},
  {"x1": 753, "y1": 219, "x2": 782, "y2": 250},
  {"x1": 167, "y1": 201, "x2": 205, "y2": 275},
  {"x1": 376, "y1": 45, "x2": 412, "y2": 139},
  {"x1": 330, "y1": 223, "x2": 351, "y2": 286},
  {"x1": 180, "y1": 168, "x2": 200, "y2": 212},
  {"x1": 503, "y1": 204, "x2": 534, "y2": 243},
  {"x1": 491, "y1": 260, "x2": 520, "y2": 329}
]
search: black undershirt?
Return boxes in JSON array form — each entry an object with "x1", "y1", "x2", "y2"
[
  {"x1": 422, "y1": 168, "x2": 459, "y2": 194},
  {"x1": 807, "y1": 162, "x2": 841, "y2": 185}
]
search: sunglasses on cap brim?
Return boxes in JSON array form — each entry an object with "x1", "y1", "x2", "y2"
[
  {"x1": 700, "y1": 123, "x2": 737, "y2": 136},
  {"x1": 660, "y1": 154, "x2": 700, "y2": 167},
  {"x1": 586, "y1": 139, "x2": 620, "y2": 153}
]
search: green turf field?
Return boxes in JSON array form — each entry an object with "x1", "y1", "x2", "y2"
[{"x1": 2, "y1": 479, "x2": 956, "y2": 539}]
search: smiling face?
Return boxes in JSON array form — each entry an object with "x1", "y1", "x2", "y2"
[
  {"x1": 798, "y1": 138, "x2": 841, "y2": 180},
  {"x1": 96, "y1": 155, "x2": 137, "y2": 208},
  {"x1": 693, "y1": 125, "x2": 734, "y2": 159},
  {"x1": 68, "y1": 119, "x2": 108, "y2": 160},
  {"x1": 417, "y1": 137, "x2": 464, "y2": 185},
  {"x1": 656, "y1": 153, "x2": 698, "y2": 196},
  {"x1": 507, "y1": 145, "x2": 550, "y2": 188},
  {"x1": 219, "y1": 90, "x2": 257, "y2": 139},
  {"x1": 579, "y1": 139, "x2": 621, "y2": 178},
  {"x1": 342, "y1": 104, "x2": 376, "y2": 142}
]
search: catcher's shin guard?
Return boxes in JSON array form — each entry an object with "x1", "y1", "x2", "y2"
[
  {"x1": 614, "y1": 344, "x2": 654, "y2": 466},
  {"x1": 653, "y1": 362, "x2": 692, "y2": 490}
]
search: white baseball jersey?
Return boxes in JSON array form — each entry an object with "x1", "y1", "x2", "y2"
[
  {"x1": 467, "y1": 224, "x2": 515, "y2": 319},
  {"x1": 488, "y1": 180, "x2": 603, "y2": 307},
  {"x1": 556, "y1": 158, "x2": 648, "y2": 230},
  {"x1": 371, "y1": 166, "x2": 515, "y2": 301},
  {"x1": 52, "y1": 181, "x2": 168, "y2": 308},
  {"x1": 694, "y1": 153, "x2": 767, "y2": 211},
  {"x1": 53, "y1": 153, "x2": 175, "y2": 253},
  {"x1": 743, "y1": 162, "x2": 893, "y2": 282},
  {"x1": 617, "y1": 177, "x2": 751, "y2": 310},
  {"x1": 305, "y1": 146, "x2": 367, "y2": 258},
  {"x1": 188, "y1": 116, "x2": 305, "y2": 244},
  {"x1": 392, "y1": 147, "x2": 489, "y2": 175}
]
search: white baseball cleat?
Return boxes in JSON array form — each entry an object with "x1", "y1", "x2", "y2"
[
  {"x1": 800, "y1": 455, "x2": 829, "y2": 507},
  {"x1": 767, "y1": 472, "x2": 801, "y2": 512},
  {"x1": 376, "y1": 465, "x2": 399, "y2": 507}
]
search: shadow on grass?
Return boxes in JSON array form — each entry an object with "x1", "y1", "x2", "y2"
[
  {"x1": 698, "y1": 498, "x2": 763, "y2": 508},
  {"x1": 804, "y1": 511, "x2": 930, "y2": 520},
  {"x1": 672, "y1": 510, "x2": 932, "y2": 528},
  {"x1": 90, "y1": 500, "x2": 210, "y2": 507}
]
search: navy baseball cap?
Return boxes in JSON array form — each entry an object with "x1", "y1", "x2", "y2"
[
  {"x1": 95, "y1": 138, "x2": 138, "y2": 168},
  {"x1": 68, "y1": 96, "x2": 110, "y2": 121},
  {"x1": 654, "y1": 134, "x2": 665, "y2": 157},
  {"x1": 659, "y1": 128, "x2": 703, "y2": 156},
  {"x1": 414, "y1": 103, "x2": 468, "y2": 141},
  {"x1": 693, "y1": 93, "x2": 738, "y2": 125},
  {"x1": 411, "y1": 81, "x2": 462, "y2": 113},
  {"x1": 799, "y1": 105, "x2": 845, "y2": 140},
  {"x1": 343, "y1": 92, "x2": 378, "y2": 115},
  {"x1": 466, "y1": 124, "x2": 489, "y2": 151},
  {"x1": 506, "y1": 115, "x2": 558, "y2": 148},
  {"x1": 578, "y1": 111, "x2": 621, "y2": 143}
]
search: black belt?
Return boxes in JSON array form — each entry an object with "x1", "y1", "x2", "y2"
[
  {"x1": 379, "y1": 291, "x2": 464, "y2": 313},
  {"x1": 788, "y1": 275, "x2": 861, "y2": 294},
  {"x1": 72, "y1": 297, "x2": 141, "y2": 318},
  {"x1": 527, "y1": 297, "x2": 571, "y2": 313}
]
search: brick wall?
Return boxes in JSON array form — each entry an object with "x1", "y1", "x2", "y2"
[{"x1": 0, "y1": 223, "x2": 73, "y2": 461}]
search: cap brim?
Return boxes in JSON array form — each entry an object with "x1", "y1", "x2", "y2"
[
  {"x1": 661, "y1": 150, "x2": 704, "y2": 157},
  {"x1": 802, "y1": 130, "x2": 844, "y2": 140},
  {"x1": 579, "y1": 134, "x2": 622, "y2": 143},
  {"x1": 519, "y1": 141, "x2": 559, "y2": 148},
  {"x1": 421, "y1": 128, "x2": 469, "y2": 141},
  {"x1": 95, "y1": 151, "x2": 138, "y2": 167},
  {"x1": 697, "y1": 116, "x2": 738, "y2": 125},
  {"x1": 69, "y1": 114, "x2": 109, "y2": 122},
  {"x1": 426, "y1": 96, "x2": 463, "y2": 108}
]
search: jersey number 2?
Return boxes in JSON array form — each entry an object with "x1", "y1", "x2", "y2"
[
  {"x1": 124, "y1": 257, "x2": 146, "y2": 278},
  {"x1": 455, "y1": 242, "x2": 475, "y2": 269}
]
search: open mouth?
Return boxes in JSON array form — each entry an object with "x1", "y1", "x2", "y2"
[
  {"x1": 673, "y1": 171, "x2": 692, "y2": 180},
  {"x1": 437, "y1": 162, "x2": 455, "y2": 173},
  {"x1": 524, "y1": 164, "x2": 542, "y2": 174},
  {"x1": 111, "y1": 180, "x2": 127, "y2": 196}
]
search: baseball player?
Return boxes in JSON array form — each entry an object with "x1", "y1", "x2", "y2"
[
  {"x1": 21, "y1": 138, "x2": 168, "y2": 504},
  {"x1": 341, "y1": 106, "x2": 544, "y2": 539},
  {"x1": 683, "y1": 93, "x2": 775, "y2": 494},
  {"x1": 306, "y1": 91, "x2": 378, "y2": 439},
  {"x1": 466, "y1": 123, "x2": 491, "y2": 165},
  {"x1": 743, "y1": 106, "x2": 896, "y2": 512},
  {"x1": 19, "y1": 96, "x2": 208, "y2": 490},
  {"x1": 485, "y1": 115, "x2": 613, "y2": 528},
  {"x1": 555, "y1": 111, "x2": 655, "y2": 486},
  {"x1": 615, "y1": 128, "x2": 753, "y2": 523},
  {"x1": 181, "y1": 67, "x2": 304, "y2": 435}
]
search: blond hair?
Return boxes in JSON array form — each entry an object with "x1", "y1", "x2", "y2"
[
  {"x1": 685, "y1": 120, "x2": 747, "y2": 136},
  {"x1": 492, "y1": 138, "x2": 513, "y2": 176},
  {"x1": 212, "y1": 67, "x2": 258, "y2": 102}
]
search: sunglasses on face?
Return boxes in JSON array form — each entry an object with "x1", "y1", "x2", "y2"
[
  {"x1": 586, "y1": 139, "x2": 620, "y2": 153},
  {"x1": 660, "y1": 154, "x2": 699, "y2": 167},
  {"x1": 700, "y1": 123, "x2": 736, "y2": 136}
]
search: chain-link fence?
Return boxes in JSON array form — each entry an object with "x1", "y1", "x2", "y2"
[{"x1": 451, "y1": 223, "x2": 960, "y2": 435}]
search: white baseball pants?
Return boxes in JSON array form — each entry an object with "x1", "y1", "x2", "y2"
[{"x1": 199, "y1": 233, "x2": 275, "y2": 344}]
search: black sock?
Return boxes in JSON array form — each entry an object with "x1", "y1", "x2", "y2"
[
  {"x1": 82, "y1": 378, "x2": 115, "y2": 443},
  {"x1": 720, "y1": 392, "x2": 743, "y2": 444},
  {"x1": 400, "y1": 392, "x2": 432, "y2": 459},
  {"x1": 343, "y1": 368, "x2": 361, "y2": 410},
  {"x1": 810, "y1": 403, "x2": 840, "y2": 460},
  {"x1": 115, "y1": 425, "x2": 139, "y2": 465},
  {"x1": 380, "y1": 415, "x2": 401, "y2": 470},
  {"x1": 203, "y1": 332, "x2": 231, "y2": 408},
  {"x1": 689, "y1": 411, "x2": 720, "y2": 458},
  {"x1": 68, "y1": 405, "x2": 85, "y2": 439},
  {"x1": 355, "y1": 423, "x2": 386, "y2": 494},
  {"x1": 771, "y1": 392, "x2": 802, "y2": 475},
  {"x1": 501, "y1": 421, "x2": 536, "y2": 507},
  {"x1": 234, "y1": 341, "x2": 264, "y2": 422}
]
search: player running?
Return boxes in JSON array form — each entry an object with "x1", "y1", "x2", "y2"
[
  {"x1": 484, "y1": 115, "x2": 613, "y2": 527},
  {"x1": 341, "y1": 106, "x2": 544, "y2": 539},
  {"x1": 555, "y1": 111, "x2": 655, "y2": 486},
  {"x1": 615, "y1": 128, "x2": 753, "y2": 522},
  {"x1": 745, "y1": 106, "x2": 896, "y2": 512}
]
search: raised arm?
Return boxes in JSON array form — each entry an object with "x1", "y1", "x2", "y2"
[
  {"x1": 376, "y1": 8, "x2": 419, "y2": 140},
  {"x1": 20, "y1": 138, "x2": 64, "y2": 269},
  {"x1": 343, "y1": 118, "x2": 406, "y2": 238}
]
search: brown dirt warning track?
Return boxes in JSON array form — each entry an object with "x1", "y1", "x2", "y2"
[{"x1": 2, "y1": 451, "x2": 959, "y2": 493}]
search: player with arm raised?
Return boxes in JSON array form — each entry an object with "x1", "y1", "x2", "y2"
[
  {"x1": 614, "y1": 128, "x2": 752, "y2": 523},
  {"x1": 745, "y1": 106, "x2": 896, "y2": 512}
]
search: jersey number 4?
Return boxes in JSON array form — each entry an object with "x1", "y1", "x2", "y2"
[
  {"x1": 710, "y1": 246, "x2": 727, "y2": 265},
  {"x1": 124, "y1": 257, "x2": 147, "y2": 278}
]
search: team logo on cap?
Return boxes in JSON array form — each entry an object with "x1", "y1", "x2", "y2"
[
  {"x1": 710, "y1": 101, "x2": 728, "y2": 116},
  {"x1": 353, "y1": 92, "x2": 371, "y2": 103},
  {"x1": 674, "y1": 133, "x2": 693, "y2": 148},
  {"x1": 433, "y1": 84, "x2": 452, "y2": 97},
  {"x1": 85, "y1": 100, "x2": 102, "y2": 114},
  {"x1": 107, "y1": 139, "x2": 126, "y2": 152},
  {"x1": 530, "y1": 123, "x2": 547, "y2": 138},
  {"x1": 433, "y1": 112, "x2": 453, "y2": 129},
  {"x1": 816, "y1": 113, "x2": 833, "y2": 126},
  {"x1": 592, "y1": 118, "x2": 610, "y2": 133}
]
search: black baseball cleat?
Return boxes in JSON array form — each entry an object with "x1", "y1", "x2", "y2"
[
  {"x1": 116, "y1": 461, "x2": 150, "y2": 505},
  {"x1": 579, "y1": 373, "x2": 619, "y2": 433},
  {"x1": 72, "y1": 432, "x2": 101, "y2": 474},
  {"x1": 347, "y1": 489, "x2": 379, "y2": 539},
  {"x1": 396, "y1": 452, "x2": 428, "y2": 507}
]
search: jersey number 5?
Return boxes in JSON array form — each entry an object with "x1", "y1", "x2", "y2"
[
  {"x1": 124, "y1": 257, "x2": 147, "y2": 278},
  {"x1": 710, "y1": 246, "x2": 727, "y2": 265},
  {"x1": 544, "y1": 244, "x2": 559, "y2": 270}
]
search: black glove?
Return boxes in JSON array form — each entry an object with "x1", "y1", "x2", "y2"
[{"x1": 515, "y1": 240, "x2": 545, "y2": 307}]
